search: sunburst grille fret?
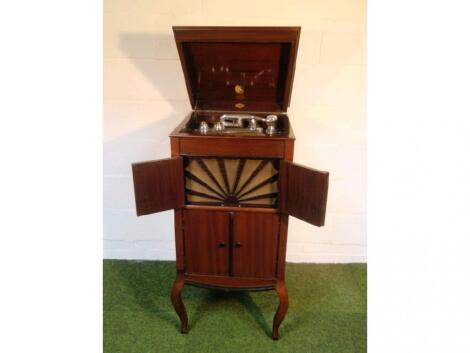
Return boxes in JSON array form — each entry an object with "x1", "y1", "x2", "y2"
[{"x1": 184, "y1": 157, "x2": 279, "y2": 208}]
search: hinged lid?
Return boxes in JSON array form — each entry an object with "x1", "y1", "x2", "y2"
[{"x1": 173, "y1": 26, "x2": 301, "y2": 112}]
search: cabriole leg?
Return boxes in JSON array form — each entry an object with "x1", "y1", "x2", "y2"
[
  {"x1": 272, "y1": 280, "x2": 289, "y2": 340},
  {"x1": 170, "y1": 272, "x2": 188, "y2": 333}
]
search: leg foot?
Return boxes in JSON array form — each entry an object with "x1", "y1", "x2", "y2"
[
  {"x1": 170, "y1": 272, "x2": 189, "y2": 333},
  {"x1": 272, "y1": 280, "x2": 288, "y2": 340}
]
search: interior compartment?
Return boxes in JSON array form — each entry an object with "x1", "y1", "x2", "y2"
[{"x1": 181, "y1": 111, "x2": 290, "y2": 136}]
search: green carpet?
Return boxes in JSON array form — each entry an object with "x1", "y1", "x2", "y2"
[{"x1": 104, "y1": 260, "x2": 366, "y2": 353}]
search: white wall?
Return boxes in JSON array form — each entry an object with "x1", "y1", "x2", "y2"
[{"x1": 103, "y1": 0, "x2": 366, "y2": 262}]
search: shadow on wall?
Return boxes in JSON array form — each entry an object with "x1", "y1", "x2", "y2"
[
  {"x1": 119, "y1": 32, "x2": 178, "y2": 60},
  {"x1": 119, "y1": 32, "x2": 185, "y2": 111},
  {"x1": 103, "y1": 118, "x2": 177, "y2": 173},
  {"x1": 104, "y1": 32, "x2": 188, "y2": 179}
]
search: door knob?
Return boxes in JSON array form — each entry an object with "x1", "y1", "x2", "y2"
[
  {"x1": 218, "y1": 242, "x2": 226, "y2": 248},
  {"x1": 235, "y1": 241, "x2": 242, "y2": 248}
]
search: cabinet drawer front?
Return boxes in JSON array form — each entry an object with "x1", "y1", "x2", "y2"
[
  {"x1": 180, "y1": 138, "x2": 285, "y2": 158},
  {"x1": 183, "y1": 209, "x2": 229, "y2": 276},
  {"x1": 232, "y1": 213, "x2": 280, "y2": 278}
]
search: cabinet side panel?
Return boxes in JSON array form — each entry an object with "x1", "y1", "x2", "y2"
[
  {"x1": 284, "y1": 140, "x2": 294, "y2": 161},
  {"x1": 276, "y1": 214, "x2": 289, "y2": 280},
  {"x1": 183, "y1": 210, "x2": 229, "y2": 275},
  {"x1": 232, "y1": 212, "x2": 279, "y2": 278},
  {"x1": 174, "y1": 209, "x2": 184, "y2": 271},
  {"x1": 170, "y1": 137, "x2": 180, "y2": 157}
]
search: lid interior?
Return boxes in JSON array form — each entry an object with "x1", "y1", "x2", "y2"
[{"x1": 173, "y1": 27, "x2": 300, "y2": 112}]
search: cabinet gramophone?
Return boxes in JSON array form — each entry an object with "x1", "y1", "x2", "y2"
[{"x1": 131, "y1": 26, "x2": 329, "y2": 340}]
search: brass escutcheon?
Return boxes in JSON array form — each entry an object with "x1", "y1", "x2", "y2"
[
  {"x1": 234, "y1": 84, "x2": 245, "y2": 95},
  {"x1": 235, "y1": 103, "x2": 245, "y2": 109}
]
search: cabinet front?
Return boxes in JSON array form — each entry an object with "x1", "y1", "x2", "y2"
[
  {"x1": 183, "y1": 209, "x2": 229, "y2": 276},
  {"x1": 183, "y1": 209, "x2": 280, "y2": 279},
  {"x1": 232, "y1": 212, "x2": 280, "y2": 278}
]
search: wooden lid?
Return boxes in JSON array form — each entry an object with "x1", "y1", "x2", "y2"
[{"x1": 173, "y1": 26, "x2": 301, "y2": 112}]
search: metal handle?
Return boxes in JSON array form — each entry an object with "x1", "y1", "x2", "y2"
[
  {"x1": 218, "y1": 241, "x2": 226, "y2": 248},
  {"x1": 235, "y1": 241, "x2": 242, "y2": 248}
]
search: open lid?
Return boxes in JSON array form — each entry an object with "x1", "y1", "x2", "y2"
[{"x1": 173, "y1": 26, "x2": 301, "y2": 112}]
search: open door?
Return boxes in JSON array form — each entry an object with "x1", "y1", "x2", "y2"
[
  {"x1": 132, "y1": 157, "x2": 184, "y2": 216},
  {"x1": 279, "y1": 160, "x2": 329, "y2": 226}
]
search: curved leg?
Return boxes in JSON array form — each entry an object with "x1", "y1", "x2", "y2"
[
  {"x1": 272, "y1": 280, "x2": 289, "y2": 340},
  {"x1": 170, "y1": 272, "x2": 188, "y2": 333}
]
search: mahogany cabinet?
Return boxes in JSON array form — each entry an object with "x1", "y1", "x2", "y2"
[{"x1": 131, "y1": 27, "x2": 329, "y2": 340}]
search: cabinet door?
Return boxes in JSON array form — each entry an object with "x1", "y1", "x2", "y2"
[
  {"x1": 279, "y1": 160, "x2": 329, "y2": 226},
  {"x1": 232, "y1": 212, "x2": 279, "y2": 278},
  {"x1": 183, "y1": 210, "x2": 229, "y2": 276},
  {"x1": 132, "y1": 157, "x2": 184, "y2": 216}
]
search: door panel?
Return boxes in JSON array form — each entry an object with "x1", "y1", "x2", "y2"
[
  {"x1": 279, "y1": 160, "x2": 329, "y2": 226},
  {"x1": 232, "y1": 212, "x2": 279, "y2": 278},
  {"x1": 183, "y1": 210, "x2": 229, "y2": 276},
  {"x1": 132, "y1": 157, "x2": 184, "y2": 216}
]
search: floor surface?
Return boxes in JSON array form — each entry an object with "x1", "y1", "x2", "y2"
[{"x1": 104, "y1": 260, "x2": 366, "y2": 353}]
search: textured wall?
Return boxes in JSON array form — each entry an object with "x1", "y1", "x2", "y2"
[{"x1": 104, "y1": 0, "x2": 366, "y2": 262}]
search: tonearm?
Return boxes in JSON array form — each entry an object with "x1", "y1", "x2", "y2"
[{"x1": 219, "y1": 114, "x2": 278, "y2": 135}]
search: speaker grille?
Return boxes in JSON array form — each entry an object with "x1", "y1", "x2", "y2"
[{"x1": 184, "y1": 158, "x2": 279, "y2": 208}]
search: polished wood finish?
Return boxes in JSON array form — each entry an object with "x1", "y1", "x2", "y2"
[
  {"x1": 173, "y1": 27, "x2": 300, "y2": 112},
  {"x1": 170, "y1": 137, "x2": 180, "y2": 157},
  {"x1": 132, "y1": 157, "x2": 184, "y2": 216},
  {"x1": 180, "y1": 42, "x2": 285, "y2": 111},
  {"x1": 130, "y1": 27, "x2": 329, "y2": 340},
  {"x1": 232, "y1": 212, "x2": 279, "y2": 278},
  {"x1": 275, "y1": 214, "x2": 289, "y2": 281},
  {"x1": 185, "y1": 273, "x2": 276, "y2": 291},
  {"x1": 170, "y1": 271, "x2": 188, "y2": 333},
  {"x1": 272, "y1": 280, "x2": 289, "y2": 340},
  {"x1": 174, "y1": 210, "x2": 185, "y2": 271},
  {"x1": 179, "y1": 137, "x2": 286, "y2": 158},
  {"x1": 183, "y1": 209, "x2": 281, "y2": 279},
  {"x1": 183, "y1": 210, "x2": 229, "y2": 275},
  {"x1": 280, "y1": 160, "x2": 329, "y2": 226},
  {"x1": 184, "y1": 204, "x2": 278, "y2": 214},
  {"x1": 284, "y1": 139, "x2": 295, "y2": 161}
]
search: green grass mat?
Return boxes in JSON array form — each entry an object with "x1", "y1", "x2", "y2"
[{"x1": 104, "y1": 260, "x2": 366, "y2": 353}]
